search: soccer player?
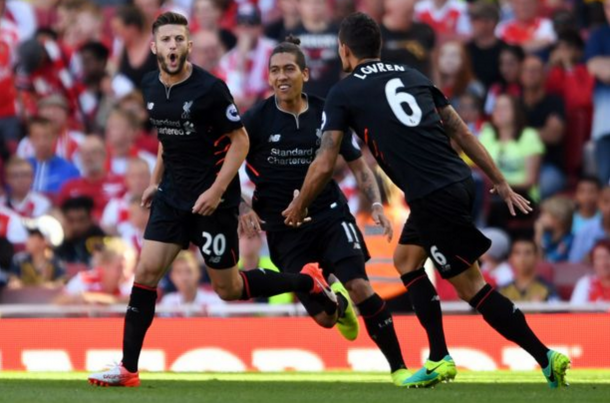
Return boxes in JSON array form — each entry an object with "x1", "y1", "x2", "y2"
[
  {"x1": 240, "y1": 36, "x2": 409, "y2": 385},
  {"x1": 283, "y1": 12, "x2": 571, "y2": 389},
  {"x1": 88, "y1": 12, "x2": 336, "y2": 387}
]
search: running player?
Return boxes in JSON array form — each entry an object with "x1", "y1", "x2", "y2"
[
  {"x1": 283, "y1": 12, "x2": 570, "y2": 389},
  {"x1": 240, "y1": 36, "x2": 409, "y2": 385},
  {"x1": 88, "y1": 12, "x2": 336, "y2": 387}
]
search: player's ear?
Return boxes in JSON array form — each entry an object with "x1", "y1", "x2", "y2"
[
  {"x1": 187, "y1": 39, "x2": 193, "y2": 55},
  {"x1": 150, "y1": 40, "x2": 157, "y2": 55},
  {"x1": 302, "y1": 67, "x2": 310, "y2": 83}
]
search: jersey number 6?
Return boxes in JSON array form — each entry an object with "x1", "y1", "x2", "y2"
[{"x1": 385, "y1": 78, "x2": 422, "y2": 127}]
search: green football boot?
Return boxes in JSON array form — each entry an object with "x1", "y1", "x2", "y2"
[
  {"x1": 543, "y1": 350, "x2": 571, "y2": 388},
  {"x1": 391, "y1": 368, "x2": 412, "y2": 386},
  {"x1": 401, "y1": 355, "x2": 457, "y2": 388},
  {"x1": 330, "y1": 281, "x2": 359, "y2": 341}
]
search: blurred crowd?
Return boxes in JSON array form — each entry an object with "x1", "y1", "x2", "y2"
[{"x1": 0, "y1": 0, "x2": 609, "y2": 313}]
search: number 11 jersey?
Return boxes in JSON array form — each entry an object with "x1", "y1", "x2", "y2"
[{"x1": 322, "y1": 61, "x2": 471, "y2": 202}]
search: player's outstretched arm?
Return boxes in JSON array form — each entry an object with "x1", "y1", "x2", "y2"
[
  {"x1": 142, "y1": 142, "x2": 165, "y2": 208},
  {"x1": 438, "y1": 105, "x2": 533, "y2": 216},
  {"x1": 193, "y1": 127, "x2": 250, "y2": 215},
  {"x1": 347, "y1": 157, "x2": 393, "y2": 241},
  {"x1": 282, "y1": 130, "x2": 344, "y2": 226}
]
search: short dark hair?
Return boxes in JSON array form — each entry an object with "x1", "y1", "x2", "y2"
[
  {"x1": 577, "y1": 175, "x2": 602, "y2": 189},
  {"x1": 501, "y1": 44, "x2": 526, "y2": 62},
  {"x1": 61, "y1": 196, "x2": 95, "y2": 214},
  {"x1": 152, "y1": 11, "x2": 189, "y2": 35},
  {"x1": 115, "y1": 5, "x2": 147, "y2": 32},
  {"x1": 79, "y1": 41, "x2": 109, "y2": 62},
  {"x1": 269, "y1": 35, "x2": 307, "y2": 70},
  {"x1": 339, "y1": 12, "x2": 381, "y2": 60},
  {"x1": 557, "y1": 29, "x2": 585, "y2": 50},
  {"x1": 511, "y1": 237, "x2": 537, "y2": 253}
]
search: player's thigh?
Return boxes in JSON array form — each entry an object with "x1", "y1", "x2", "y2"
[
  {"x1": 267, "y1": 229, "x2": 318, "y2": 274},
  {"x1": 409, "y1": 178, "x2": 491, "y2": 280},
  {"x1": 446, "y1": 261, "x2": 487, "y2": 301},
  {"x1": 136, "y1": 240, "x2": 183, "y2": 286},
  {"x1": 318, "y1": 216, "x2": 369, "y2": 279},
  {"x1": 191, "y1": 208, "x2": 240, "y2": 270},
  {"x1": 205, "y1": 265, "x2": 243, "y2": 300}
]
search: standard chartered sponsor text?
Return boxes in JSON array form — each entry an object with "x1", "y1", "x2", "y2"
[{"x1": 268, "y1": 147, "x2": 314, "y2": 165}]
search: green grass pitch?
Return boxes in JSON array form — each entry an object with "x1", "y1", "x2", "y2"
[{"x1": 1, "y1": 370, "x2": 609, "y2": 403}]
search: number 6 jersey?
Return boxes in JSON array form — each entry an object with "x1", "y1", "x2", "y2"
[{"x1": 322, "y1": 61, "x2": 471, "y2": 202}]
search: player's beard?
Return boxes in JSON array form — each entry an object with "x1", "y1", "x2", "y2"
[{"x1": 158, "y1": 52, "x2": 188, "y2": 76}]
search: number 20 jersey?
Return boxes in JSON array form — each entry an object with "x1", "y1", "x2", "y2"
[{"x1": 322, "y1": 61, "x2": 471, "y2": 202}]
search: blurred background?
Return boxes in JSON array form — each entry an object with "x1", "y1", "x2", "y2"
[{"x1": 0, "y1": 0, "x2": 609, "y2": 373}]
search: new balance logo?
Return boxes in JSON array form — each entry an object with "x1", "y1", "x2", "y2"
[
  {"x1": 147, "y1": 102, "x2": 154, "y2": 110},
  {"x1": 127, "y1": 306, "x2": 139, "y2": 313},
  {"x1": 268, "y1": 134, "x2": 281, "y2": 142},
  {"x1": 431, "y1": 295, "x2": 440, "y2": 302}
]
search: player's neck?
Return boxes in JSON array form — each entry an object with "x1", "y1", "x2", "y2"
[
  {"x1": 276, "y1": 94, "x2": 307, "y2": 115},
  {"x1": 159, "y1": 62, "x2": 193, "y2": 87},
  {"x1": 355, "y1": 57, "x2": 381, "y2": 68}
]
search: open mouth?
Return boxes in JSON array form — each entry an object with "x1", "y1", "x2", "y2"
[
  {"x1": 278, "y1": 84, "x2": 291, "y2": 92},
  {"x1": 168, "y1": 53, "x2": 178, "y2": 67}
]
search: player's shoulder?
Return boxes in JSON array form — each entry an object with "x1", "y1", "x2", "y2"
[
  {"x1": 141, "y1": 70, "x2": 159, "y2": 88},
  {"x1": 243, "y1": 96, "x2": 275, "y2": 123},
  {"x1": 306, "y1": 93, "x2": 326, "y2": 113}
]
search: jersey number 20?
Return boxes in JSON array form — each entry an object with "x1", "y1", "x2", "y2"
[{"x1": 385, "y1": 78, "x2": 422, "y2": 127}]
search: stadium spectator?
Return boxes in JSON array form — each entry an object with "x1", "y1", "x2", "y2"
[
  {"x1": 219, "y1": 4, "x2": 275, "y2": 111},
  {"x1": 105, "y1": 107, "x2": 156, "y2": 176},
  {"x1": 0, "y1": 204, "x2": 28, "y2": 246},
  {"x1": 466, "y1": 1, "x2": 506, "y2": 90},
  {"x1": 8, "y1": 227, "x2": 65, "y2": 288},
  {"x1": 26, "y1": 116, "x2": 80, "y2": 195},
  {"x1": 17, "y1": 94, "x2": 84, "y2": 164},
  {"x1": 118, "y1": 196, "x2": 149, "y2": 256},
  {"x1": 191, "y1": 0, "x2": 236, "y2": 51},
  {"x1": 61, "y1": 1, "x2": 105, "y2": 51},
  {"x1": 570, "y1": 239, "x2": 610, "y2": 304},
  {"x1": 572, "y1": 176, "x2": 602, "y2": 233},
  {"x1": 585, "y1": 0, "x2": 610, "y2": 185},
  {"x1": 101, "y1": 158, "x2": 151, "y2": 236},
  {"x1": 159, "y1": 250, "x2": 225, "y2": 316},
  {"x1": 456, "y1": 93, "x2": 485, "y2": 137},
  {"x1": 535, "y1": 196, "x2": 575, "y2": 263},
  {"x1": 116, "y1": 91, "x2": 158, "y2": 155},
  {"x1": 499, "y1": 238, "x2": 560, "y2": 302},
  {"x1": 479, "y1": 94, "x2": 544, "y2": 203},
  {"x1": 480, "y1": 228, "x2": 513, "y2": 288},
  {"x1": 75, "y1": 41, "x2": 113, "y2": 134},
  {"x1": 380, "y1": 0, "x2": 435, "y2": 77},
  {"x1": 58, "y1": 136, "x2": 126, "y2": 221},
  {"x1": 521, "y1": 55, "x2": 567, "y2": 199},
  {"x1": 0, "y1": 157, "x2": 52, "y2": 218},
  {"x1": 569, "y1": 185, "x2": 610, "y2": 263},
  {"x1": 414, "y1": 0, "x2": 471, "y2": 41},
  {"x1": 484, "y1": 45, "x2": 524, "y2": 114},
  {"x1": 546, "y1": 29, "x2": 594, "y2": 184},
  {"x1": 56, "y1": 237, "x2": 135, "y2": 304},
  {"x1": 0, "y1": 0, "x2": 21, "y2": 150},
  {"x1": 496, "y1": 0, "x2": 557, "y2": 54},
  {"x1": 189, "y1": 30, "x2": 227, "y2": 80},
  {"x1": 0, "y1": 237, "x2": 14, "y2": 288},
  {"x1": 434, "y1": 40, "x2": 485, "y2": 108},
  {"x1": 290, "y1": 0, "x2": 341, "y2": 97},
  {"x1": 111, "y1": 5, "x2": 157, "y2": 93},
  {"x1": 55, "y1": 196, "x2": 105, "y2": 266},
  {"x1": 264, "y1": 0, "x2": 300, "y2": 42}
]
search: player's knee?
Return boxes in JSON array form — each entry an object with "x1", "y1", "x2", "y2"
[
  {"x1": 345, "y1": 278, "x2": 373, "y2": 304},
  {"x1": 213, "y1": 282, "x2": 242, "y2": 301},
  {"x1": 134, "y1": 262, "x2": 163, "y2": 287},
  {"x1": 313, "y1": 312, "x2": 336, "y2": 329}
]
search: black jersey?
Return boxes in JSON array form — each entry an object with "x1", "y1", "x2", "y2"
[
  {"x1": 141, "y1": 65, "x2": 244, "y2": 211},
  {"x1": 322, "y1": 61, "x2": 471, "y2": 202},
  {"x1": 243, "y1": 94, "x2": 362, "y2": 231}
]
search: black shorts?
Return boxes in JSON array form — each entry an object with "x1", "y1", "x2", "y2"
[
  {"x1": 399, "y1": 177, "x2": 491, "y2": 279},
  {"x1": 144, "y1": 195, "x2": 239, "y2": 269},
  {"x1": 266, "y1": 211, "x2": 370, "y2": 316}
]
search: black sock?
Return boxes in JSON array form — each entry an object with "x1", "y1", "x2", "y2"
[
  {"x1": 335, "y1": 292, "x2": 347, "y2": 317},
  {"x1": 357, "y1": 293, "x2": 406, "y2": 372},
  {"x1": 122, "y1": 284, "x2": 157, "y2": 373},
  {"x1": 240, "y1": 269, "x2": 313, "y2": 300},
  {"x1": 470, "y1": 284, "x2": 550, "y2": 367},
  {"x1": 401, "y1": 268, "x2": 449, "y2": 361}
]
